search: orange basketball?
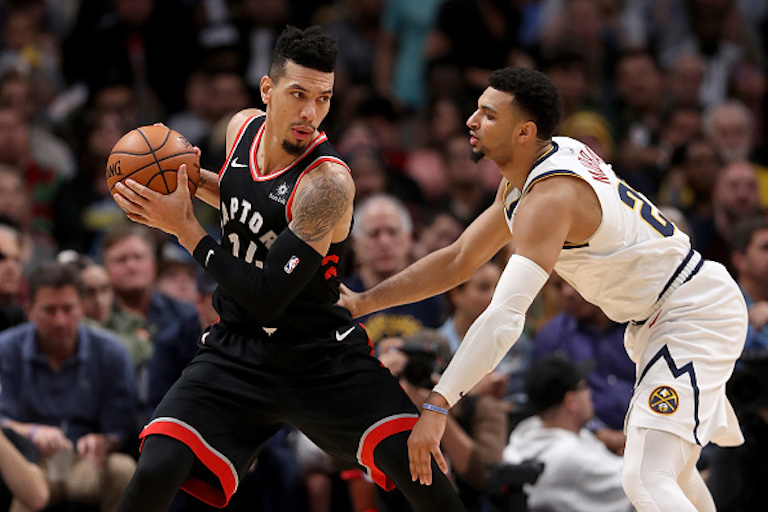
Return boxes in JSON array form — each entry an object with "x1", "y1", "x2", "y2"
[{"x1": 106, "y1": 125, "x2": 200, "y2": 200}]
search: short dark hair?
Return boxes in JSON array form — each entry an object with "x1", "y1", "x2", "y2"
[
  {"x1": 268, "y1": 26, "x2": 337, "y2": 81},
  {"x1": 730, "y1": 215, "x2": 768, "y2": 255},
  {"x1": 489, "y1": 67, "x2": 562, "y2": 140},
  {"x1": 28, "y1": 261, "x2": 83, "y2": 303},
  {"x1": 525, "y1": 353, "x2": 592, "y2": 413}
]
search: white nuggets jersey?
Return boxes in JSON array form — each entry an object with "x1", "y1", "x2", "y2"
[{"x1": 503, "y1": 136, "x2": 691, "y2": 323}]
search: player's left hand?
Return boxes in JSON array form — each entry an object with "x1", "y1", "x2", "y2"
[{"x1": 408, "y1": 404, "x2": 448, "y2": 485}]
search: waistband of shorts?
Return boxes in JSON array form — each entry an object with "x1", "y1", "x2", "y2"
[{"x1": 631, "y1": 248, "x2": 703, "y2": 325}]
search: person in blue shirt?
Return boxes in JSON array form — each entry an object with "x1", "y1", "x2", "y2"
[{"x1": 0, "y1": 261, "x2": 137, "y2": 512}]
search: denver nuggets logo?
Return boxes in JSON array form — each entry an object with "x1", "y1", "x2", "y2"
[{"x1": 649, "y1": 386, "x2": 679, "y2": 415}]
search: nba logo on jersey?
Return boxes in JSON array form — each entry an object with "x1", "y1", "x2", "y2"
[{"x1": 284, "y1": 256, "x2": 300, "y2": 274}]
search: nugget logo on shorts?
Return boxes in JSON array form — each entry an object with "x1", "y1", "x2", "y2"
[
  {"x1": 649, "y1": 386, "x2": 679, "y2": 414},
  {"x1": 284, "y1": 255, "x2": 300, "y2": 274}
]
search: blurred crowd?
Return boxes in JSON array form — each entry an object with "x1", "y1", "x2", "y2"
[{"x1": 0, "y1": 0, "x2": 767, "y2": 511}]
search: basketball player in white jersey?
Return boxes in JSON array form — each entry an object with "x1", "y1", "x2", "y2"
[{"x1": 339, "y1": 67, "x2": 748, "y2": 511}]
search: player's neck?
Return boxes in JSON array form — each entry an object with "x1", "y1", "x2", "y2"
[
  {"x1": 498, "y1": 141, "x2": 552, "y2": 190},
  {"x1": 258, "y1": 127, "x2": 311, "y2": 175}
]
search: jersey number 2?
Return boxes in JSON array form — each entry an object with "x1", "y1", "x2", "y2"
[{"x1": 617, "y1": 182, "x2": 675, "y2": 237}]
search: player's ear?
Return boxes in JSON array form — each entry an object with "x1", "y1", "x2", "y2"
[
  {"x1": 516, "y1": 120, "x2": 538, "y2": 142},
  {"x1": 260, "y1": 75, "x2": 274, "y2": 104}
]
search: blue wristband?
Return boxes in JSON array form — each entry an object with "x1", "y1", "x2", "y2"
[{"x1": 422, "y1": 403, "x2": 449, "y2": 415}]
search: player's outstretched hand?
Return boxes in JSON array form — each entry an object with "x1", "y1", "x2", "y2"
[{"x1": 407, "y1": 409, "x2": 448, "y2": 486}]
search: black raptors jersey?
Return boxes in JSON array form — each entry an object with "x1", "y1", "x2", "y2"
[{"x1": 212, "y1": 114, "x2": 352, "y2": 333}]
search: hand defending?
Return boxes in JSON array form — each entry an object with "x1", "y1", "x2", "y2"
[{"x1": 408, "y1": 401, "x2": 449, "y2": 485}]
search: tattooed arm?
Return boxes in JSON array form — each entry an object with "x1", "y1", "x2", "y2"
[
  {"x1": 289, "y1": 161, "x2": 354, "y2": 253},
  {"x1": 196, "y1": 169, "x2": 220, "y2": 208}
]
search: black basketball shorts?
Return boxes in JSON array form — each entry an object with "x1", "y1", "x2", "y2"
[{"x1": 140, "y1": 322, "x2": 419, "y2": 507}]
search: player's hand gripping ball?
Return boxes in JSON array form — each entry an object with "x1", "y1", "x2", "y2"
[{"x1": 106, "y1": 125, "x2": 200, "y2": 200}]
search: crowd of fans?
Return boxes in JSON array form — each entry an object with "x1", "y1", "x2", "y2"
[{"x1": 0, "y1": 0, "x2": 766, "y2": 511}]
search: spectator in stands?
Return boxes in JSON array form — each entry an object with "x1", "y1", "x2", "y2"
[
  {"x1": 533, "y1": 278, "x2": 634, "y2": 455},
  {"x1": 0, "y1": 223, "x2": 24, "y2": 332},
  {"x1": 374, "y1": 0, "x2": 445, "y2": 112},
  {"x1": 411, "y1": 208, "x2": 463, "y2": 262},
  {"x1": 613, "y1": 49, "x2": 665, "y2": 198},
  {"x1": 663, "y1": 52, "x2": 705, "y2": 110},
  {"x1": 52, "y1": 108, "x2": 127, "y2": 255},
  {"x1": 101, "y1": 223, "x2": 200, "y2": 418},
  {"x1": 0, "y1": 106, "x2": 59, "y2": 237},
  {"x1": 0, "y1": 168, "x2": 56, "y2": 274},
  {"x1": 0, "y1": 71, "x2": 74, "y2": 179},
  {"x1": 438, "y1": 134, "x2": 497, "y2": 227},
  {"x1": 0, "y1": 426, "x2": 49, "y2": 511},
  {"x1": 706, "y1": 160, "x2": 764, "y2": 271},
  {"x1": 64, "y1": 0, "x2": 200, "y2": 116},
  {"x1": 503, "y1": 354, "x2": 633, "y2": 512},
  {"x1": 730, "y1": 215, "x2": 768, "y2": 352},
  {"x1": 155, "y1": 242, "x2": 198, "y2": 304},
  {"x1": 0, "y1": 262, "x2": 137, "y2": 512},
  {"x1": 343, "y1": 194, "x2": 444, "y2": 344},
  {"x1": 706, "y1": 351, "x2": 768, "y2": 511}
]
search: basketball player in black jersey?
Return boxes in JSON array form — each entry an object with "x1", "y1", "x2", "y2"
[{"x1": 112, "y1": 26, "x2": 465, "y2": 512}]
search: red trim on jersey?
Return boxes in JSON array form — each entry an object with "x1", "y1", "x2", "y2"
[
  {"x1": 218, "y1": 115, "x2": 262, "y2": 181},
  {"x1": 285, "y1": 156, "x2": 350, "y2": 222},
  {"x1": 358, "y1": 415, "x2": 418, "y2": 490},
  {"x1": 249, "y1": 126, "x2": 330, "y2": 182},
  {"x1": 140, "y1": 420, "x2": 238, "y2": 508}
]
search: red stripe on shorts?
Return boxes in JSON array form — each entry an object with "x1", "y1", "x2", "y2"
[
  {"x1": 357, "y1": 414, "x2": 418, "y2": 491},
  {"x1": 141, "y1": 419, "x2": 238, "y2": 508}
]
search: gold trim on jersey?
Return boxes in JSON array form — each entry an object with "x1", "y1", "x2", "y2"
[{"x1": 523, "y1": 170, "x2": 586, "y2": 195}]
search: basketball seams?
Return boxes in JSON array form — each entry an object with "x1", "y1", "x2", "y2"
[
  {"x1": 136, "y1": 127, "x2": 171, "y2": 194},
  {"x1": 108, "y1": 150, "x2": 199, "y2": 193},
  {"x1": 107, "y1": 126, "x2": 200, "y2": 200}
]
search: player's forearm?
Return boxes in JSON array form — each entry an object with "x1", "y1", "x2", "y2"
[
  {"x1": 193, "y1": 228, "x2": 322, "y2": 324},
  {"x1": 196, "y1": 168, "x2": 220, "y2": 208},
  {"x1": 358, "y1": 246, "x2": 475, "y2": 316}
]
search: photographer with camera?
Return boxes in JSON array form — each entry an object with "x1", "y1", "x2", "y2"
[{"x1": 378, "y1": 330, "x2": 508, "y2": 512}]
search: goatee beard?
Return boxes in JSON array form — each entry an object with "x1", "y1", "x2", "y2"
[
  {"x1": 282, "y1": 139, "x2": 305, "y2": 156},
  {"x1": 470, "y1": 149, "x2": 485, "y2": 163}
]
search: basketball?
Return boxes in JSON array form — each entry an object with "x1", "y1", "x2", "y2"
[{"x1": 106, "y1": 125, "x2": 200, "y2": 200}]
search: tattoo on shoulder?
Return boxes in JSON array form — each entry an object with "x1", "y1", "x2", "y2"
[{"x1": 291, "y1": 172, "x2": 349, "y2": 242}]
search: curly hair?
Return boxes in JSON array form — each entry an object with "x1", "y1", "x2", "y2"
[
  {"x1": 269, "y1": 26, "x2": 338, "y2": 81},
  {"x1": 489, "y1": 67, "x2": 562, "y2": 140}
]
